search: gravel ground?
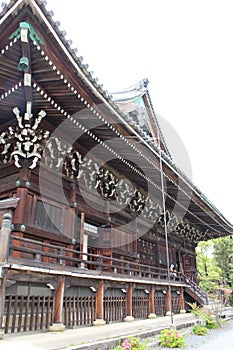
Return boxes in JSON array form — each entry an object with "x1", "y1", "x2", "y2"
[{"x1": 154, "y1": 319, "x2": 233, "y2": 350}]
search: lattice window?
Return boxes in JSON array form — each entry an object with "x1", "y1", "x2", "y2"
[{"x1": 34, "y1": 200, "x2": 62, "y2": 233}]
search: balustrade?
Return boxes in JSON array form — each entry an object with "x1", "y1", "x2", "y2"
[{"x1": 8, "y1": 236, "x2": 184, "y2": 283}]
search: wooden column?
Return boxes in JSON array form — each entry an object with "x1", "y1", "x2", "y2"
[
  {"x1": 165, "y1": 287, "x2": 172, "y2": 316},
  {"x1": 93, "y1": 280, "x2": 106, "y2": 326},
  {"x1": 179, "y1": 287, "x2": 186, "y2": 314},
  {"x1": 64, "y1": 183, "x2": 76, "y2": 241},
  {"x1": 12, "y1": 186, "x2": 28, "y2": 259},
  {"x1": 12, "y1": 164, "x2": 31, "y2": 225},
  {"x1": 13, "y1": 187, "x2": 28, "y2": 224},
  {"x1": 148, "y1": 285, "x2": 157, "y2": 318},
  {"x1": 80, "y1": 212, "x2": 88, "y2": 268},
  {"x1": 49, "y1": 276, "x2": 65, "y2": 332},
  {"x1": 124, "y1": 283, "x2": 134, "y2": 322},
  {"x1": 0, "y1": 213, "x2": 12, "y2": 338}
]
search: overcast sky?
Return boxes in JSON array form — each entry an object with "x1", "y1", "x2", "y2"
[{"x1": 46, "y1": 0, "x2": 233, "y2": 225}]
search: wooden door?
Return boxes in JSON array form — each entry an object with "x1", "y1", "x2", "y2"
[{"x1": 183, "y1": 255, "x2": 191, "y2": 277}]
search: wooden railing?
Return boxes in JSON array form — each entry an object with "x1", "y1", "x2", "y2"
[
  {"x1": 63, "y1": 296, "x2": 95, "y2": 327},
  {"x1": 4, "y1": 294, "x2": 174, "y2": 333},
  {"x1": 4, "y1": 295, "x2": 53, "y2": 333},
  {"x1": 8, "y1": 236, "x2": 184, "y2": 282},
  {"x1": 104, "y1": 296, "x2": 126, "y2": 323},
  {"x1": 183, "y1": 274, "x2": 208, "y2": 305},
  {"x1": 154, "y1": 295, "x2": 166, "y2": 315},
  {"x1": 132, "y1": 297, "x2": 149, "y2": 318}
]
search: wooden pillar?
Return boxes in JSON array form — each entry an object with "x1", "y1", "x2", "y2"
[
  {"x1": 93, "y1": 280, "x2": 106, "y2": 326},
  {"x1": 148, "y1": 285, "x2": 157, "y2": 318},
  {"x1": 49, "y1": 276, "x2": 65, "y2": 332},
  {"x1": 64, "y1": 183, "x2": 76, "y2": 240},
  {"x1": 42, "y1": 239, "x2": 50, "y2": 263},
  {"x1": 80, "y1": 212, "x2": 88, "y2": 268},
  {"x1": 179, "y1": 287, "x2": 186, "y2": 314},
  {"x1": 0, "y1": 213, "x2": 12, "y2": 262},
  {"x1": 13, "y1": 187, "x2": 28, "y2": 224},
  {"x1": 124, "y1": 283, "x2": 134, "y2": 322},
  {"x1": 12, "y1": 186, "x2": 28, "y2": 259},
  {"x1": 165, "y1": 287, "x2": 172, "y2": 316},
  {"x1": 0, "y1": 213, "x2": 12, "y2": 338},
  {"x1": 11, "y1": 231, "x2": 23, "y2": 259}
]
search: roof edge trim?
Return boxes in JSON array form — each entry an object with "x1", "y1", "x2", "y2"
[{"x1": 0, "y1": 0, "x2": 24, "y2": 25}]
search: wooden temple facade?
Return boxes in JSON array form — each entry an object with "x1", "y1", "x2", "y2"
[{"x1": 0, "y1": 0, "x2": 233, "y2": 335}]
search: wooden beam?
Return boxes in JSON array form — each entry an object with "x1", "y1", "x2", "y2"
[
  {"x1": 148, "y1": 285, "x2": 156, "y2": 319},
  {"x1": 165, "y1": 287, "x2": 172, "y2": 316},
  {"x1": 124, "y1": 283, "x2": 134, "y2": 322},
  {"x1": 179, "y1": 287, "x2": 186, "y2": 314},
  {"x1": 93, "y1": 280, "x2": 106, "y2": 326},
  {"x1": 0, "y1": 213, "x2": 12, "y2": 338},
  {"x1": 48, "y1": 275, "x2": 65, "y2": 332}
]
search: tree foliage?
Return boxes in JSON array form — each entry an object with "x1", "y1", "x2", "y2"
[
  {"x1": 196, "y1": 236, "x2": 233, "y2": 298},
  {"x1": 196, "y1": 241, "x2": 221, "y2": 294},
  {"x1": 213, "y1": 236, "x2": 233, "y2": 287}
]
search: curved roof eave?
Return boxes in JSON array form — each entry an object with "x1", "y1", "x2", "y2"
[{"x1": 1, "y1": 0, "x2": 232, "y2": 234}]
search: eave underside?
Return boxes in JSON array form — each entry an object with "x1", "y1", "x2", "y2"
[{"x1": 0, "y1": 2, "x2": 232, "y2": 241}]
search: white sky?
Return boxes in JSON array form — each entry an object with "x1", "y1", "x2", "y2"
[{"x1": 46, "y1": 0, "x2": 233, "y2": 225}]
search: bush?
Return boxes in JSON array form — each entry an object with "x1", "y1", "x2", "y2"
[
  {"x1": 114, "y1": 336, "x2": 150, "y2": 350},
  {"x1": 186, "y1": 302, "x2": 218, "y2": 329},
  {"x1": 204, "y1": 314, "x2": 218, "y2": 329},
  {"x1": 158, "y1": 329, "x2": 185, "y2": 348},
  {"x1": 228, "y1": 294, "x2": 233, "y2": 306},
  {"x1": 192, "y1": 325, "x2": 208, "y2": 336}
]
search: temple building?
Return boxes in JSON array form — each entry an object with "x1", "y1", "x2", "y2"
[{"x1": 0, "y1": 0, "x2": 232, "y2": 335}]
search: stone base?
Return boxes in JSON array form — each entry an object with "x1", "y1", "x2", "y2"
[
  {"x1": 124, "y1": 315, "x2": 135, "y2": 322},
  {"x1": 0, "y1": 329, "x2": 4, "y2": 339},
  {"x1": 148, "y1": 313, "x2": 157, "y2": 319},
  {"x1": 180, "y1": 309, "x2": 186, "y2": 314},
  {"x1": 93, "y1": 318, "x2": 106, "y2": 326},
  {"x1": 48, "y1": 323, "x2": 65, "y2": 332},
  {"x1": 166, "y1": 311, "x2": 174, "y2": 316}
]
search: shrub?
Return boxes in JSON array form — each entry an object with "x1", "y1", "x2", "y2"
[
  {"x1": 228, "y1": 294, "x2": 233, "y2": 306},
  {"x1": 158, "y1": 329, "x2": 185, "y2": 348},
  {"x1": 192, "y1": 325, "x2": 208, "y2": 336},
  {"x1": 186, "y1": 302, "x2": 218, "y2": 329},
  {"x1": 204, "y1": 314, "x2": 218, "y2": 329},
  {"x1": 114, "y1": 336, "x2": 150, "y2": 350}
]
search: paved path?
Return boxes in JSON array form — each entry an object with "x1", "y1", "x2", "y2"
[
  {"x1": 183, "y1": 319, "x2": 233, "y2": 350},
  {"x1": 0, "y1": 313, "x2": 196, "y2": 350},
  {"x1": 1, "y1": 310, "x2": 233, "y2": 350}
]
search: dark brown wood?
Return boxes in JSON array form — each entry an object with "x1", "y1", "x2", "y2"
[
  {"x1": 155, "y1": 294, "x2": 166, "y2": 315},
  {"x1": 3, "y1": 295, "x2": 53, "y2": 334},
  {"x1": 179, "y1": 287, "x2": 185, "y2": 311},
  {"x1": 104, "y1": 296, "x2": 126, "y2": 323},
  {"x1": 149, "y1": 285, "x2": 155, "y2": 314},
  {"x1": 0, "y1": 213, "x2": 12, "y2": 262},
  {"x1": 80, "y1": 212, "x2": 85, "y2": 258},
  {"x1": 132, "y1": 296, "x2": 149, "y2": 319},
  {"x1": 0, "y1": 213, "x2": 12, "y2": 336},
  {"x1": 0, "y1": 273, "x2": 7, "y2": 336},
  {"x1": 53, "y1": 276, "x2": 65, "y2": 324},
  {"x1": 95, "y1": 280, "x2": 104, "y2": 320},
  {"x1": 13, "y1": 188, "x2": 28, "y2": 224},
  {"x1": 0, "y1": 0, "x2": 231, "y2": 336},
  {"x1": 166, "y1": 287, "x2": 171, "y2": 314},
  {"x1": 126, "y1": 283, "x2": 133, "y2": 317}
]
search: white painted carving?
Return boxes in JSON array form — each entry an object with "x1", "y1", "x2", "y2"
[{"x1": 1, "y1": 107, "x2": 49, "y2": 169}]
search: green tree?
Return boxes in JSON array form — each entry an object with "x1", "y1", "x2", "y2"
[
  {"x1": 196, "y1": 241, "x2": 221, "y2": 295},
  {"x1": 213, "y1": 236, "x2": 233, "y2": 287}
]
